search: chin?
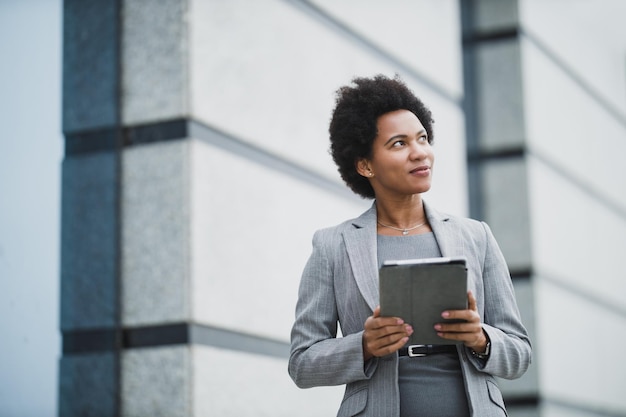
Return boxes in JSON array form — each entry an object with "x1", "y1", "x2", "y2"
[{"x1": 414, "y1": 184, "x2": 432, "y2": 194}]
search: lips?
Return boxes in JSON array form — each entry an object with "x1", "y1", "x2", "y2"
[{"x1": 410, "y1": 165, "x2": 431, "y2": 175}]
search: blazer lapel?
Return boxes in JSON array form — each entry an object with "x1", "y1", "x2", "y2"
[
  {"x1": 425, "y1": 200, "x2": 463, "y2": 258},
  {"x1": 342, "y1": 204, "x2": 379, "y2": 311}
]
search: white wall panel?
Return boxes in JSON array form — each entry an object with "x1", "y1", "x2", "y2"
[
  {"x1": 190, "y1": 138, "x2": 368, "y2": 340},
  {"x1": 192, "y1": 345, "x2": 343, "y2": 416},
  {"x1": 520, "y1": 0, "x2": 626, "y2": 115},
  {"x1": 190, "y1": 0, "x2": 387, "y2": 176},
  {"x1": 523, "y1": 42, "x2": 626, "y2": 210},
  {"x1": 535, "y1": 278, "x2": 626, "y2": 413},
  {"x1": 310, "y1": 0, "x2": 463, "y2": 97},
  {"x1": 528, "y1": 157, "x2": 626, "y2": 308}
]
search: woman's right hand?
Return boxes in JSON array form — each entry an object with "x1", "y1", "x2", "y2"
[{"x1": 362, "y1": 306, "x2": 413, "y2": 360}]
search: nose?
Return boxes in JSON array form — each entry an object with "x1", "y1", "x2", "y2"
[{"x1": 408, "y1": 141, "x2": 428, "y2": 160}]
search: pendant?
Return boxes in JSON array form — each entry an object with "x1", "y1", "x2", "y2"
[{"x1": 402, "y1": 230, "x2": 409, "y2": 235}]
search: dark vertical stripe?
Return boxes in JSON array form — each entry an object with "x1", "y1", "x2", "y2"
[
  {"x1": 113, "y1": 1, "x2": 123, "y2": 416},
  {"x1": 459, "y1": 0, "x2": 483, "y2": 220}
]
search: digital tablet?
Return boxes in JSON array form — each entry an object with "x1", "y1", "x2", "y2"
[{"x1": 379, "y1": 256, "x2": 468, "y2": 345}]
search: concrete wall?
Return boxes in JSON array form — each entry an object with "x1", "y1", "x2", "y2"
[
  {"x1": 521, "y1": 1, "x2": 626, "y2": 415},
  {"x1": 59, "y1": 1, "x2": 466, "y2": 415}
]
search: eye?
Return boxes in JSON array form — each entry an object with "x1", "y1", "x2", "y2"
[
  {"x1": 418, "y1": 134, "x2": 428, "y2": 142},
  {"x1": 391, "y1": 140, "x2": 406, "y2": 148}
]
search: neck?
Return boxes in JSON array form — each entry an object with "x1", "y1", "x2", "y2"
[{"x1": 375, "y1": 196, "x2": 426, "y2": 228}]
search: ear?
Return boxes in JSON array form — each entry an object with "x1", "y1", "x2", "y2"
[{"x1": 355, "y1": 159, "x2": 373, "y2": 178}]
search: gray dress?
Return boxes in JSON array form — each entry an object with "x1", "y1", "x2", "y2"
[{"x1": 377, "y1": 233, "x2": 470, "y2": 417}]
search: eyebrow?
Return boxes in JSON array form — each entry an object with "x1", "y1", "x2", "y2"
[{"x1": 383, "y1": 129, "x2": 427, "y2": 146}]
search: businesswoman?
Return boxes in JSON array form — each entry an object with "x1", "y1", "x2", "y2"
[{"x1": 288, "y1": 75, "x2": 531, "y2": 417}]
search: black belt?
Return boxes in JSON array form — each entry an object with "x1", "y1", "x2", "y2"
[{"x1": 398, "y1": 344, "x2": 457, "y2": 357}]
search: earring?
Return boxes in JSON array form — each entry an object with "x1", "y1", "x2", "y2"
[{"x1": 369, "y1": 172, "x2": 373, "y2": 177}]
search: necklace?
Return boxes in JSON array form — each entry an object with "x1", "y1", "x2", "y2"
[{"x1": 377, "y1": 220, "x2": 426, "y2": 235}]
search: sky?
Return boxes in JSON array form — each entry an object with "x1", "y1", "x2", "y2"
[{"x1": 0, "y1": 1, "x2": 62, "y2": 415}]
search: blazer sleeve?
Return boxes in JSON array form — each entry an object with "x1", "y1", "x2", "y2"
[
  {"x1": 469, "y1": 221, "x2": 532, "y2": 380},
  {"x1": 288, "y1": 229, "x2": 376, "y2": 389}
]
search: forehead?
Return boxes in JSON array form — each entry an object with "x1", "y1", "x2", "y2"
[{"x1": 376, "y1": 109, "x2": 424, "y2": 135}]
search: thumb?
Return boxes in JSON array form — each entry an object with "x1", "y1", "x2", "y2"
[{"x1": 467, "y1": 291, "x2": 477, "y2": 311}]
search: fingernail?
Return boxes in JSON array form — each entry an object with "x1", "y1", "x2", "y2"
[
  {"x1": 396, "y1": 318, "x2": 404, "y2": 325},
  {"x1": 441, "y1": 311, "x2": 450, "y2": 318},
  {"x1": 434, "y1": 324, "x2": 441, "y2": 330}
]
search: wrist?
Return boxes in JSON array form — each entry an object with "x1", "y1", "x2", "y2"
[
  {"x1": 472, "y1": 335, "x2": 488, "y2": 353},
  {"x1": 362, "y1": 334, "x2": 373, "y2": 361},
  {"x1": 470, "y1": 330, "x2": 490, "y2": 359}
]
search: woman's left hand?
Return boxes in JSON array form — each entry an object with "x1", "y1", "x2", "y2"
[{"x1": 434, "y1": 290, "x2": 489, "y2": 353}]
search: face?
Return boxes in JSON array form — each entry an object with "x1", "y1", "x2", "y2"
[{"x1": 357, "y1": 109, "x2": 434, "y2": 199}]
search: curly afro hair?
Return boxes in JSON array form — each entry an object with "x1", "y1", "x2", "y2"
[{"x1": 329, "y1": 74, "x2": 434, "y2": 199}]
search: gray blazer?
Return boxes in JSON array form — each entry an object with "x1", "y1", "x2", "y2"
[{"x1": 289, "y1": 201, "x2": 531, "y2": 417}]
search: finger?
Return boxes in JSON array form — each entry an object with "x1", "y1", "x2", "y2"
[
  {"x1": 435, "y1": 331, "x2": 468, "y2": 343},
  {"x1": 372, "y1": 328, "x2": 410, "y2": 346},
  {"x1": 441, "y1": 308, "x2": 476, "y2": 322},
  {"x1": 435, "y1": 320, "x2": 481, "y2": 334},
  {"x1": 367, "y1": 316, "x2": 406, "y2": 332},
  {"x1": 440, "y1": 310, "x2": 480, "y2": 327},
  {"x1": 467, "y1": 290, "x2": 477, "y2": 312},
  {"x1": 437, "y1": 327, "x2": 485, "y2": 347},
  {"x1": 366, "y1": 308, "x2": 398, "y2": 331},
  {"x1": 369, "y1": 328, "x2": 411, "y2": 356},
  {"x1": 368, "y1": 306, "x2": 406, "y2": 327},
  {"x1": 375, "y1": 335, "x2": 410, "y2": 356},
  {"x1": 441, "y1": 293, "x2": 479, "y2": 322},
  {"x1": 367, "y1": 321, "x2": 413, "y2": 343},
  {"x1": 367, "y1": 323, "x2": 412, "y2": 344}
]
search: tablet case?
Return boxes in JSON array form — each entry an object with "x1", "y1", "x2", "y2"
[{"x1": 379, "y1": 256, "x2": 468, "y2": 345}]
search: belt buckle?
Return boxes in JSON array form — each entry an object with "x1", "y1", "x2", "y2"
[{"x1": 408, "y1": 344, "x2": 428, "y2": 357}]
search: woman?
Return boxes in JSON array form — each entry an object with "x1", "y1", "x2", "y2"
[{"x1": 288, "y1": 74, "x2": 531, "y2": 417}]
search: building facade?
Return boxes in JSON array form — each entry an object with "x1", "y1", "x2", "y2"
[{"x1": 58, "y1": 1, "x2": 626, "y2": 416}]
